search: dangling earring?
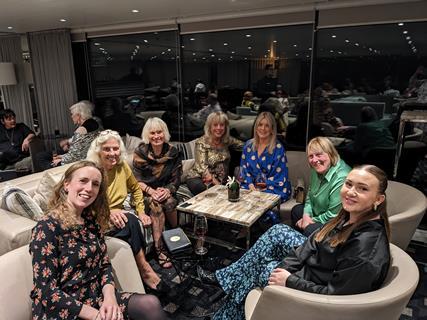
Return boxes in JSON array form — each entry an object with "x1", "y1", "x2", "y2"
[{"x1": 373, "y1": 203, "x2": 378, "y2": 211}]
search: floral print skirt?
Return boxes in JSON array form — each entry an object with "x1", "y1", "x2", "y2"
[{"x1": 214, "y1": 224, "x2": 307, "y2": 320}]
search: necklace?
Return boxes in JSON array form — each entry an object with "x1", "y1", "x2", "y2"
[{"x1": 5, "y1": 128, "x2": 15, "y2": 146}]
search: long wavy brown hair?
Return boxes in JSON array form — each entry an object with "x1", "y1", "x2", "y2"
[
  {"x1": 315, "y1": 164, "x2": 390, "y2": 247},
  {"x1": 48, "y1": 161, "x2": 110, "y2": 233}
]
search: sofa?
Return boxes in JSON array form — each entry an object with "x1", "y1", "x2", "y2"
[{"x1": 0, "y1": 237, "x2": 144, "y2": 320}]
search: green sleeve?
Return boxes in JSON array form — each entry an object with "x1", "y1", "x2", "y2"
[{"x1": 312, "y1": 175, "x2": 346, "y2": 224}]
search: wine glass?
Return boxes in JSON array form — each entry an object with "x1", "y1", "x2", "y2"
[
  {"x1": 194, "y1": 215, "x2": 208, "y2": 255},
  {"x1": 255, "y1": 172, "x2": 267, "y2": 191}
]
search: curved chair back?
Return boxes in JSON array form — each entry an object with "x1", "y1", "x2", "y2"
[
  {"x1": 245, "y1": 244, "x2": 419, "y2": 320},
  {"x1": 0, "y1": 237, "x2": 144, "y2": 320},
  {"x1": 386, "y1": 180, "x2": 427, "y2": 249}
]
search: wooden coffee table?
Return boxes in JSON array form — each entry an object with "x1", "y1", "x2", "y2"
[{"x1": 177, "y1": 184, "x2": 281, "y2": 249}]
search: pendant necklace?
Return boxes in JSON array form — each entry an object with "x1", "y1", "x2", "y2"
[{"x1": 5, "y1": 128, "x2": 15, "y2": 146}]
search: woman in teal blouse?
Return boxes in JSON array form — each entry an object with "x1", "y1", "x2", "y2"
[{"x1": 291, "y1": 137, "x2": 351, "y2": 236}]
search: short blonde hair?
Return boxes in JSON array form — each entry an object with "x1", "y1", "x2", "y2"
[
  {"x1": 306, "y1": 136, "x2": 340, "y2": 166},
  {"x1": 252, "y1": 112, "x2": 277, "y2": 154},
  {"x1": 70, "y1": 100, "x2": 94, "y2": 121},
  {"x1": 141, "y1": 117, "x2": 171, "y2": 144},
  {"x1": 86, "y1": 130, "x2": 127, "y2": 165},
  {"x1": 204, "y1": 111, "x2": 230, "y2": 144}
]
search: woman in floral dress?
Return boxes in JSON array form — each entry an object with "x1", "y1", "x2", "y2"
[{"x1": 30, "y1": 161, "x2": 166, "y2": 320}]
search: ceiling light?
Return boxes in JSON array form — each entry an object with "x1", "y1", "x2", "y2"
[
  {"x1": 293, "y1": 44, "x2": 297, "y2": 47},
  {"x1": 161, "y1": 51, "x2": 165, "y2": 55},
  {"x1": 181, "y1": 45, "x2": 185, "y2": 48},
  {"x1": 59, "y1": 18, "x2": 67, "y2": 22},
  {"x1": 167, "y1": 48, "x2": 171, "y2": 51},
  {"x1": 267, "y1": 49, "x2": 270, "y2": 52},
  {"x1": 345, "y1": 39, "x2": 350, "y2": 43},
  {"x1": 7, "y1": 26, "x2": 13, "y2": 30},
  {"x1": 338, "y1": 51, "x2": 342, "y2": 54},
  {"x1": 136, "y1": 45, "x2": 140, "y2": 49},
  {"x1": 355, "y1": 43, "x2": 359, "y2": 46},
  {"x1": 223, "y1": 42, "x2": 228, "y2": 46},
  {"x1": 192, "y1": 52, "x2": 196, "y2": 56},
  {"x1": 143, "y1": 39, "x2": 148, "y2": 43},
  {"x1": 403, "y1": 30, "x2": 408, "y2": 34},
  {"x1": 406, "y1": 36, "x2": 411, "y2": 40},
  {"x1": 244, "y1": 57, "x2": 247, "y2": 60},
  {"x1": 231, "y1": 51, "x2": 235, "y2": 54},
  {"x1": 332, "y1": 35, "x2": 337, "y2": 38},
  {"x1": 330, "y1": 50, "x2": 334, "y2": 53},
  {"x1": 398, "y1": 22, "x2": 404, "y2": 26},
  {"x1": 190, "y1": 38, "x2": 195, "y2": 41},
  {"x1": 295, "y1": 53, "x2": 299, "y2": 56},
  {"x1": 131, "y1": 9, "x2": 139, "y2": 13},
  {"x1": 248, "y1": 46, "x2": 252, "y2": 50},
  {"x1": 230, "y1": 56, "x2": 233, "y2": 59},
  {"x1": 202, "y1": 57, "x2": 206, "y2": 60},
  {"x1": 273, "y1": 40, "x2": 277, "y2": 43},
  {"x1": 408, "y1": 40, "x2": 412, "y2": 44},
  {"x1": 193, "y1": 59, "x2": 197, "y2": 62},
  {"x1": 209, "y1": 48, "x2": 213, "y2": 52},
  {"x1": 94, "y1": 42, "x2": 100, "y2": 46},
  {"x1": 99, "y1": 47, "x2": 105, "y2": 51},
  {"x1": 264, "y1": 55, "x2": 267, "y2": 58},
  {"x1": 309, "y1": 47, "x2": 312, "y2": 51},
  {"x1": 246, "y1": 34, "x2": 251, "y2": 38},
  {"x1": 218, "y1": 58, "x2": 222, "y2": 61},
  {"x1": 211, "y1": 54, "x2": 215, "y2": 57}
]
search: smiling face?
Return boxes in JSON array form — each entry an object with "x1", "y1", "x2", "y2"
[
  {"x1": 100, "y1": 138, "x2": 121, "y2": 170},
  {"x1": 210, "y1": 121, "x2": 226, "y2": 140},
  {"x1": 307, "y1": 148, "x2": 331, "y2": 175},
  {"x1": 148, "y1": 127, "x2": 165, "y2": 148},
  {"x1": 64, "y1": 166, "x2": 102, "y2": 215},
  {"x1": 340, "y1": 168, "x2": 385, "y2": 217},
  {"x1": 256, "y1": 117, "x2": 272, "y2": 141}
]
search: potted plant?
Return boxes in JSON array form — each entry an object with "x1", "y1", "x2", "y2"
[{"x1": 226, "y1": 176, "x2": 240, "y2": 202}]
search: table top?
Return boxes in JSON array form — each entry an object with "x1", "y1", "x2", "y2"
[{"x1": 177, "y1": 185, "x2": 281, "y2": 227}]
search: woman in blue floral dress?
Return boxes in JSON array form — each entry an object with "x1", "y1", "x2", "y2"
[{"x1": 30, "y1": 161, "x2": 166, "y2": 320}]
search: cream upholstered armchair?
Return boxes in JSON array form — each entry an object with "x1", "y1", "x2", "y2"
[
  {"x1": 245, "y1": 244, "x2": 419, "y2": 320},
  {"x1": 386, "y1": 180, "x2": 426, "y2": 250},
  {"x1": 0, "y1": 237, "x2": 144, "y2": 320}
]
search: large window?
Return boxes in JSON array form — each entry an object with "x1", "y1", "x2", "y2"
[
  {"x1": 88, "y1": 30, "x2": 179, "y2": 137},
  {"x1": 180, "y1": 24, "x2": 313, "y2": 144}
]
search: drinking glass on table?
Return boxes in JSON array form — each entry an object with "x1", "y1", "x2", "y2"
[
  {"x1": 194, "y1": 215, "x2": 208, "y2": 255},
  {"x1": 255, "y1": 172, "x2": 267, "y2": 191}
]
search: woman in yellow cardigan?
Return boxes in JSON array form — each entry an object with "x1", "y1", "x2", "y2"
[{"x1": 87, "y1": 130, "x2": 166, "y2": 291}]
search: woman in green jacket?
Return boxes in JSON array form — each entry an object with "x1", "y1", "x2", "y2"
[{"x1": 291, "y1": 136, "x2": 351, "y2": 236}]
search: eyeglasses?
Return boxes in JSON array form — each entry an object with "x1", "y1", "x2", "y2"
[{"x1": 99, "y1": 129, "x2": 119, "y2": 136}]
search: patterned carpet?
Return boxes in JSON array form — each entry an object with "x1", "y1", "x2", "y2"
[{"x1": 149, "y1": 232, "x2": 427, "y2": 320}]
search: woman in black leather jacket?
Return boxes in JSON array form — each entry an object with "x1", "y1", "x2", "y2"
[{"x1": 208, "y1": 165, "x2": 391, "y2": 320}]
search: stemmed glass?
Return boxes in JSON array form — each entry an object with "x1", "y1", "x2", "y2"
[
  {"x1": 255, "y1": 172, "x2": 267, "y2": 191},
  {"x1": 194, "y1": 215, "x2": 208, "y2": 255}
]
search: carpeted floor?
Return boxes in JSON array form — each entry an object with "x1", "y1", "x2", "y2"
[{"x1": 149, "y1": 234, "x2": 427, "y2": 320}]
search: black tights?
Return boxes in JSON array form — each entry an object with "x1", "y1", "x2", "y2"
[{"x1": 128, "y1": 294, "x2": 167, "y2": 320}]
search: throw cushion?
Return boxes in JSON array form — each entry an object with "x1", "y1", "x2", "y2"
[
  {"x1": 125, "y1": 134, "x2": 142, "y2": 154},
  {"x1": 32, "y1": 171, "x2": 60, "y2": 211},
  {"x1": 181, "y1": 159, "x2": 195, "y2": 183},
  {"x1": 1, "y1": 185, "x2": 44, "y2": 220},
  {"x1": 176, "y1": 184, "x2": 194, "y2": 204},
  {"x1": 172, "y1": 140, "x2": 196, "y2": 160}
]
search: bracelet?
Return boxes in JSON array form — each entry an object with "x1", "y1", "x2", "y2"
[{"x1": 94, "y1": 311, "x2": 101, "y2": 320}]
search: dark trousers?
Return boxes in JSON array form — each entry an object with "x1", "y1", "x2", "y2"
[{"x1": 291, "y1": 204, "x2": 323, "y2": 237}]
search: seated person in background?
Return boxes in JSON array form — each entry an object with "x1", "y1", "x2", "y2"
[
  {"x1": 189, "y1": 93, "x2": 222, "y2": 125},
  {"x1": 256, "y1": 64, "x2": 278, "y2": 101},
  {"x1": 87, "y1": 130, "x2": 166, "y2": 289},
  {"x1": 30, "y1": 161, "x2": 166, "y2": 320},
  {"x1": 0, "y1": 109, "x2": 34, "y2": 170},
  {"x1": 241, "y1": 91, "x2": 256, "y2": 110},
  {"x1": 187, "y1": 112, "x2": 243, "y2": 195},
  {"x1": 240, "y1": 112, "x2": 291, "y2": 224},
  {"x1": 36, "y1": 100, "x2": 100, "y2": 170},
  {"x1": 291, "y1": 137, "x2": 351, "y2": 236},
  {"x1": 258, "y1": 97, "x2": 288, "y2": 134},
  {"x1": 350, "y1": 106, "x2": 395, "y2": 158},
  {"x1": 133, "y1": 118, "x2": 182, "y2": 267},
  {"x1": 206, "y1": 165, "x2": 390, "y2": 320}
]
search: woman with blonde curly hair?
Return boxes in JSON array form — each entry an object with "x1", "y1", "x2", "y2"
[
  {"x1": 30, "y1": 161, "x2": 166, "y2": 320},
  {"x1": 186, "y1": 111, "x2": 243, "y2": 195}
]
